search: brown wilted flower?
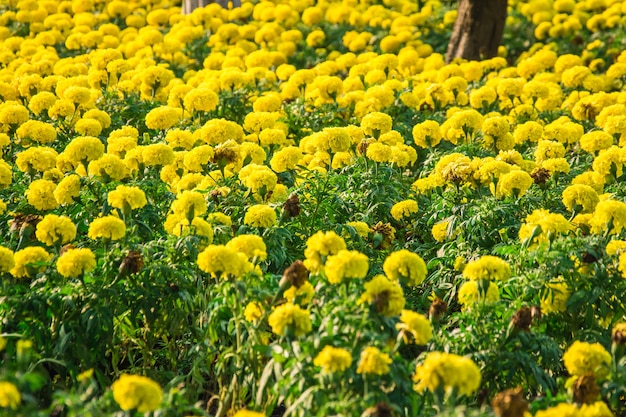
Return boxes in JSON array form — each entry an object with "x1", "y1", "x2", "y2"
[
  {"x1": 530, "y1": 167, "x2": 551, "y2": 185},
  {"x1": 356, "y1": 139, "x2": 371, "y2": 156},
  {"x1": 119, "y1": 250, "x2": 144, "y2": 275},
  {"x1": 511, "y1": 306, "x2": 533, "y2": 332},
  {"x1": 491, "y1": 387, "x2": 528, "y2": 417},
  {"x1": 372, "y1": 290, "x2": 391, "y2": 314},
  {"x1": 361, "y1": 402, "x2": 392, "y2": 417},
  {"x1": 572, "y1": 374, "x2": 600, "y2": 405},
  {"x1": 282, "y1": 194, "x2": 301, "y2": 218},
  {"x1": 212, "y1": 145, "x2": 238, "y2": 166},
  {"x1": 60, "y1": 244, "x2": 76, "y2": 256},
  {"x1": 371, "y1": 222, "x2": 395, "y2": 250},
  {"x1": 429, "y1": 298, "x2": 448, "y2": 321},
  {"x1": 612, "y1": 323, "x2": 626, "y2": 345},
  {"x1": 10, "y1": 213, "x2": 42, "y2": 238},
  {"x1": 531, "y1": 305, "x2": 542, "y2": 322},
  {"x1": 280, "y1": 260, "x2": 308, "y2": 288}
]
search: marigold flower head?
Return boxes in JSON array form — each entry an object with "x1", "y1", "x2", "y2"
[
  {"x1": 244, "y1": 301, "x2": 263, "y2": 322},
  {"x1": 458, "y1": 280, "x2": 500, "y2": 307},
  {"x1": 323, "y1": 250, "x2": 369, "y2": 284},
  {"x1": 268, "y1": 302, "x2": 312, "y2": 337},
  {"x1": 244, "y1": 204, "x2": 276, "y2": 228},
  {"x1": 88, "y1": 154, "x2": 129, "y2": 182},
  {"x1": 412, "y1": 120, "x2": 442, "y2": 149},
  {"x1": 145, "y1": 106, "x2": 181, "y2": 130},
  {"x1": 35, "y1": 214, "x2": 76, "y2": 246},
  {"x1": 0, "y1": 246, "x2": 15, "y2": 274},
  {"x1": 197, "y1": 244, "x2": 251, "y2": 279},
  {"x1": 356, "y1": 347, "x2": 392, "y2": 376},
  {"x1": 358, "y1": 275, "x2": 405, "y2": 317},
  {"x1": 65, "y1": 136, "x2": 105, "y2": 166},
  {"x1": 390, "y1": 199, "x2": 418, "y2": 221},
  {"x1": 16, "y1": 120, "x2": 57, "y2": 145},
  {"x1": 413, "y1": 352, "x2": 481, "y2": 397},
  {"x1": 226, "y1": 234, "x2": 267, "y2": 262},
  {"x1": 563, "y1": 341, "x2": 611, "y2": 380},
  {"x1": 270, "y1": 146, "x2": 303, "y2": 172},
  {"x1": 0, "y1": 381, "x2": 21, "y2": 410},
  {"x1": 534, "y1": 402, "x2": 581, "y2": 417},
  {"x1": 496, "y1": 170, "x2": 533, "y2": 199},
  {"x1": 360, "y1": 112, "x2": 392, "y2": 139},
  {"x1": 184, "y1": 88, "x2": 219, "y2": 113},
  {"x1": 590, "y1": 200, "x2": 626, "y2": 235},
  {"x1": 26, "y1": 179, "x2": 59, "y2": 211},
  {"x1": 88, "y1": 216, "x2": 126, "y2": 240},
  {"x1": 57, "y1": 248, "x2": 96, "y2": 278},
  {"x1": 383, "y1": 250, "x2": 427, "y2": 287},
  {"x1": 540, "y1": 282, "x2": 570, "y2": 315},
  {"x1": 519, "y1": 209, "x2": 573, "y2": 246},
  {"x1": 313, "y1": 346, "x2": 353, "y2": 374},
  {"x1": 16, "y1": 147, "x2": 58, "y2": 173},
  {"x1": 562, "y1": 184, "x2": 599, "y2": 214},
  {"x1": 10, "y1": 246, "x2": 51, "y2": 278},
  {"x1": 283, "y1": 281, "x2": 315, "y2": 305},
  {"x1": 233, "y1": 410, "x2": 265, "y2": 417},
  {"x1": 462, "y1": 255, "x2": 510, "y2": 281},
  {"x1": 111, "y1": 374, "x2": 162, "y2": 413},
  {"x1": 431, "y1": 221, "x2": 451, "y2": 242},
  {"x1": 396, "y1": 310, "x2": 432, "y2": 345},
  {"x1": 303, "y1": 230, "x2": 347, "y2": 272},
  {"x1": 238, "y1": 164, "x2": 277, "y2": 194}
]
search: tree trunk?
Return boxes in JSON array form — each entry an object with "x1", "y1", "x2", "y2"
[
  {"x1": 183, "y1": 0, "x2": 241, "y2": 14},
  {"x1": 446, "y1": 0, "x2": 507, "y2": 63}
]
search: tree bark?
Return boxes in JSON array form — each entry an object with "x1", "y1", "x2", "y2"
[
  {"x1": 183, "y1": 0, "x2": 241, "y2": 14},
  {"x1": 446, "y1": 0, "x2": 507, "y2": 63}
]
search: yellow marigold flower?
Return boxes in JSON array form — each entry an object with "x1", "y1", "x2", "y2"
[
  {"x1": 562, "y1": 184, "x2": 599, "y2": 214},
  {"x1": 540, "y1": 282, "x2": 570, "y2": 315},
  {"x1": 54, "y1": 174, "x2": 81, "y2": 205},
  {"x1": 284, "y1": 281, "x2": 315, "y2": 305},
  {"x1": 360, "y1": 112, "x2": 392, "y2": 139},
  {"x1": 16, "y1": 147, "x2": 58, "y2": 173},
  {"x1": 606, "y1": 240, "x2": 626, "y2": 256},
  {"x1": 244, "y1": 205, "x2": 276, "y2": 228},
  {"x1": 579, "y1": 402, "x2": 613, "y2": 417},
  {"x1": 383, "y1": 250, "x2": 427, "y2": 287},
  {"x1": 10, "y1": 246, "x2": 51, "y2": 278},
  {"x1": 390, "y1": 199, "x2": 418, "y2": 221},
  {"x1": 26, "y1": 179, "x2": 59, "y2": 211},
  {"x1": 313, "y1": 346, "x2": 353, "y2": 374},
  {"x1": 15, "y1": 120, "x2": 57, "y2": 145},
  {"x1": 413, "y1": 352, "x2": 481, "y2": 397},
  {"x1": 244, "y1": 301, "x2": 263, "y2": 322},
  {"x1": 519, "y1": 209, "x2": 573, "y2": 246},
  {"x1": 541, "y1": 158, "x2": 570, "y2": 175},
  {"x1": 563, "y1": 341, "x2": 611, "y2": 380},
  {"x1": 184, "y1": 88, "x2": 219, "y2": 113},
  {"x1": 356, "y1": 347, "x2": 392, "y2": 376},
  {"x1": 534, "y1": 403, "x2": 580, "y2": 417},
  {"x1": 142, "y1": 143, "x2": 175, "y2": 166},
  {"x1": 589, "y1": 200, "x2": 626, "y2": 235},
  {"x1": 0, "y1": 246, "x2": 15, "y2": 274},
  {"x1": 469, "y1": 85, "x2": 496, "y2": 109},
  {"x1": 458, "y1": 280, "x2": 500, "y2": 307},
  {"x1": 0, "y1": 161, "x2": 12, "y2": 189},
  {"x1": 431, "y1": 221, "x2": 450, "y2": 242},
  {"x1": 57, "y1": 248, "x2": 96, "y2": 278},
  {"x1": 108, "y1": 185, "x2": 147, "y2": 212},
  {"x1": 346, "y1": 221, "x2": 370, "y2": 239},
  {"x1": 366, "y1": 142, "x2": 393, "y2": 163},
  {"x1": 303, "y1": 231, "x2": 347, "y2": 272},
  {"x1": 270, "y1": 146, "x2": 303, "y2": 172},
  {"x1": 396, "y1": 310, "x2": 432, "y2": 345},
  {"x1": 462, "y1": 256, "x2": 510, "y2": 281},
  {"x1": 65, "y1": 136, "x2": 105, "y2": 166},
  {"x1": 111, "y1": 374, "x2": 162, "y2": 413},
  {"x1": 88, "y1": 216, "x2": 126, "y2": 240},
  {"x1": 0, "y1": 102, "x2": 29, "y2": 125},
  {"x1": 28, "y1": 91, "x2": 57, "y2": 116},
  {"x1": 74, "y1": 118, "x2": 102, "y2": 137},
  {"x1": 63, "y1": 86, "x2": 91, "y2": 105},
  {"x1": 145, "y1": 106, "x2": 181, "y2": 130},
  {"x1": 35, "y1": 214, "x2": 76, "y2": 246},
  {"x1": 496, "y1": 170, "x2": 533, "y2": 199},
  {"x1": 593, "y1": 146, "x2": 623, "y2": 179},
  {"x1": 208, "y1": 212, "x2": 232, "y2": 226},
  {"x1": 268, "y1": 302, "x2": 312, "y2": 337},
  {"x1": 323, "y1": 250, "x2": 369, "y2": 284},
  {"x1": 412, "y1": 120, "x2": 442, "y2": 149},
  {"x1": 358, "y1": 275, "x2": 405, "y2": 317},
  {"x1": 534, "y1": 140, "x2": 565, "y2": 164},
  {"x1": 226, "y1": 234, "x2": 267, "y2": 261},
  {"x1": 88, "y1": 154, "x2": 129, "y2": 181},
  {"x1": 171, "y1": 191, "x2": 207, "y2": 219},
  {"x1": 513, "y1": 121, "x2": 543, "y2": 144},
  {"x1": 580, "y1": 131, "x2": 614, "y2": 155},
  {"x1": 197, "y1": 244, "x2": 251, "y2": 279},
  {"x1": 0, "y1": 381, "x2": 21, "y2": 410},
  {"x1": 259, "y1": 128, "x2": 286, "y2": 148},
  {"x1": 238, "y1": 164, "x2": 278, "y2": 194}
]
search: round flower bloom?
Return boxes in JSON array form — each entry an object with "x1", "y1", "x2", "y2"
[
  {"x1": 15, "y1": 120, "x2": 57, "y2": 145},
  {"x1": 108, "y1": 185, "x2": 147, "y2": 212},
  {"x1": 396, "y1": 310, "x2": 432, "y2": 345},
  {"x1": 142, "y1": 143, "x2": 175, "y2": 166},
  {"x1": 26, "y1": 179, "x2": 59, "y2": 211},
  {"x1": 244, "y1": 301, "x2": 263, "y2": 322},
  {"x1": 10, "y1": 246, "x2": 51, "y2": 278},
  {"x1": 383, "y1": 250, "x2": 428, "y2": 287},
  {"x1": 303, "y1": 231, "x2": 347, "y2": 272},
  {"x1": 54, "y1": 174, "x2": 81, "y2": 205},
  {"x1": 283, "y1": 281, "x2": 315, "y2": 305},
  {"x1": 74, "y1": 118, "x2": 103, "y2": 137},
  {"x1": 16, "y1": 147, "x2": 58, "y2": 173},
  {"x1": 87, "y1": 216, "x2": 126, "y2": 240},
  {"x1": 268, "y1": 302, "x2": 312, "y2": 337},
  {"x1": 171, "y1": 191, "x2": 207, "y2": 219},
  {"x1": 496, "y1": 170, "x2": 533, "y2": 199},
  {"x1": 167, "y1": 216, "x2": 214, "y2": 243},
  {"x1": 313, "y1": 346, "x2": 353, "y2": 374},
  {"x1": 458, "y1": 280, "x2": 500, "y2": 307},
  {"x1": 233, "y1": 410, "x2": 265, "y2": 417},
  {"x1": 183, "y1": 88, "x2": 219, "y2": 113},
  {"x1": 64, "y1": 136, "x2": 105, "y2": 166},
  {"x1": 35, "y1": 214, "x2": 76, "y2": 246},
  {"x1": 579, "y1": 402, "x2": 614, "y2": 417},
  {"x1": 244, "y1": 205, "x2": 276, "y2": 228},
  {"x1": 0, "y1": 161, "x2": 12, "y2": 189},
  {"x1": 226, "y1": 234, "x2": 267, "y2": 261},
  {"x1": 111, "y1": 374, "x2": 162, "y2": 413},
  {"x1": 57, "y1": 248, "x2": 96, "y2": 278},
  {"x1": 0, "y1": 103, "x2": 29, "y2": 125},
  {"x1": 145, "y1": 106, "x2": 181, "y2": 130},
  {"x1": 412, "y1": 120, "x2": 442, "y2": 149},
  {"x1": 563, "y1": 341, "x2": 611, "y2": 380},
  {"x1": 519, "y1": 209, "x2": 574, "y2": 246},
  {"x1": 0, "y1": 246, "x2": 15, "y2": 273},
  {"x1": 88, "y1": 154, "x2": 129, "y2": 181},
  {"x1": 462, "y1": 255, "x2": 510, "y2": 281},
  {"x1": 534, "y1": 403, "x2": 581, "y2": 417},
  {"x1": 356, "y1": 347, "x2": 392, "y2": 376},
  {"x1": 431, "y1": 221, "x2": 450, "y2": 242},
  {"x1": 580, "y1": 131, "x2": 614, "y2": 154},
  {"x1": 358, "y1": 275, "x2": 405, "y2": 317},
  {"x1": 413, "y1": 352, "x2": 481, "y2": 397},
  {"x1": 562, "y1": 184, "x2": 599, "y2": 214},
  {"x1": 365, "y1": 143, "x2": 393, "y2": 163},
  {"x1": 238, "y1": 164, "x2": 278, "y2": 195},
  {"x1": 197, "y1": 244, "x2": 251, "y2": 279},
  {"x1": 589, "y1": 200, "x2": 626, "y2": 235},
  {"x1": 360, "y1": 112, "x2": 393, "y2": 139},
  {"x1": 540, "y1": 282, "x2": 570, "y2": 315},
  {"x1": 323, "y1": 250, "x2": 369, "y2": 284},
  {"x1": 390, "y1": 199, "x2": 418, "y2": 221},
  {"x1": 270, "y1": 146, "x2": 303, "y2": 172},
  {"x1": 0, "y1": 381, "x2": 21, "y2": 410}
]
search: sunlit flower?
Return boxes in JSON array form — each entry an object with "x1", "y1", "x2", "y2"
[
  {"x1": 313, "y1": 346, "x2": 353, "y2": 374},
  {"x1": 111, "y1": 374, "x2": 162, "y2": 413},
  {"x1": 413, "y1": 352, "x2": 481, "y2": 396},
  {"x1": 356, "y1": 347, "x2": 392, "y2": 376},
  {"x1": 57, "y1": 248, "x2": 96, "y2": 278},
  {"x1": 87, "y1": 216, "x2": 126, "y2": 240},
  {"x1": 10, "y1": 247, "x2": 51, "y2": 278},
  {"x1": 268, "y1": 302, "x2": 312, "y2": 337},
  {"x1": 358, "y1": 275, "x2": 405, "y2": 317},
  {"x1": 390, "y1": 200, "x2": 418, "y2": 221},
  {"x1": 396, "y1": 310, "x2": 432, "y2": 345},
  {"x1": 35, "y1": 214, "x2": 76, "y2": 246},
  {"x1": 383, "y1": 250, "x2": 427, "y2": 287},
  {"x1": 323, "y1": 250, "x2": 369, "y2": 284},
  {"x1": 244, "y1": 205, "x2": 276, "y2": 228},
  {"x1": 563, "y1": 341, "x2": 611, "y2": 380}
]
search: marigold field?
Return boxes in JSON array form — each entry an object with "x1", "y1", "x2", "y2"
[{"x1": 1, "y1": 0, "x2": 626, "y2": 415}]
